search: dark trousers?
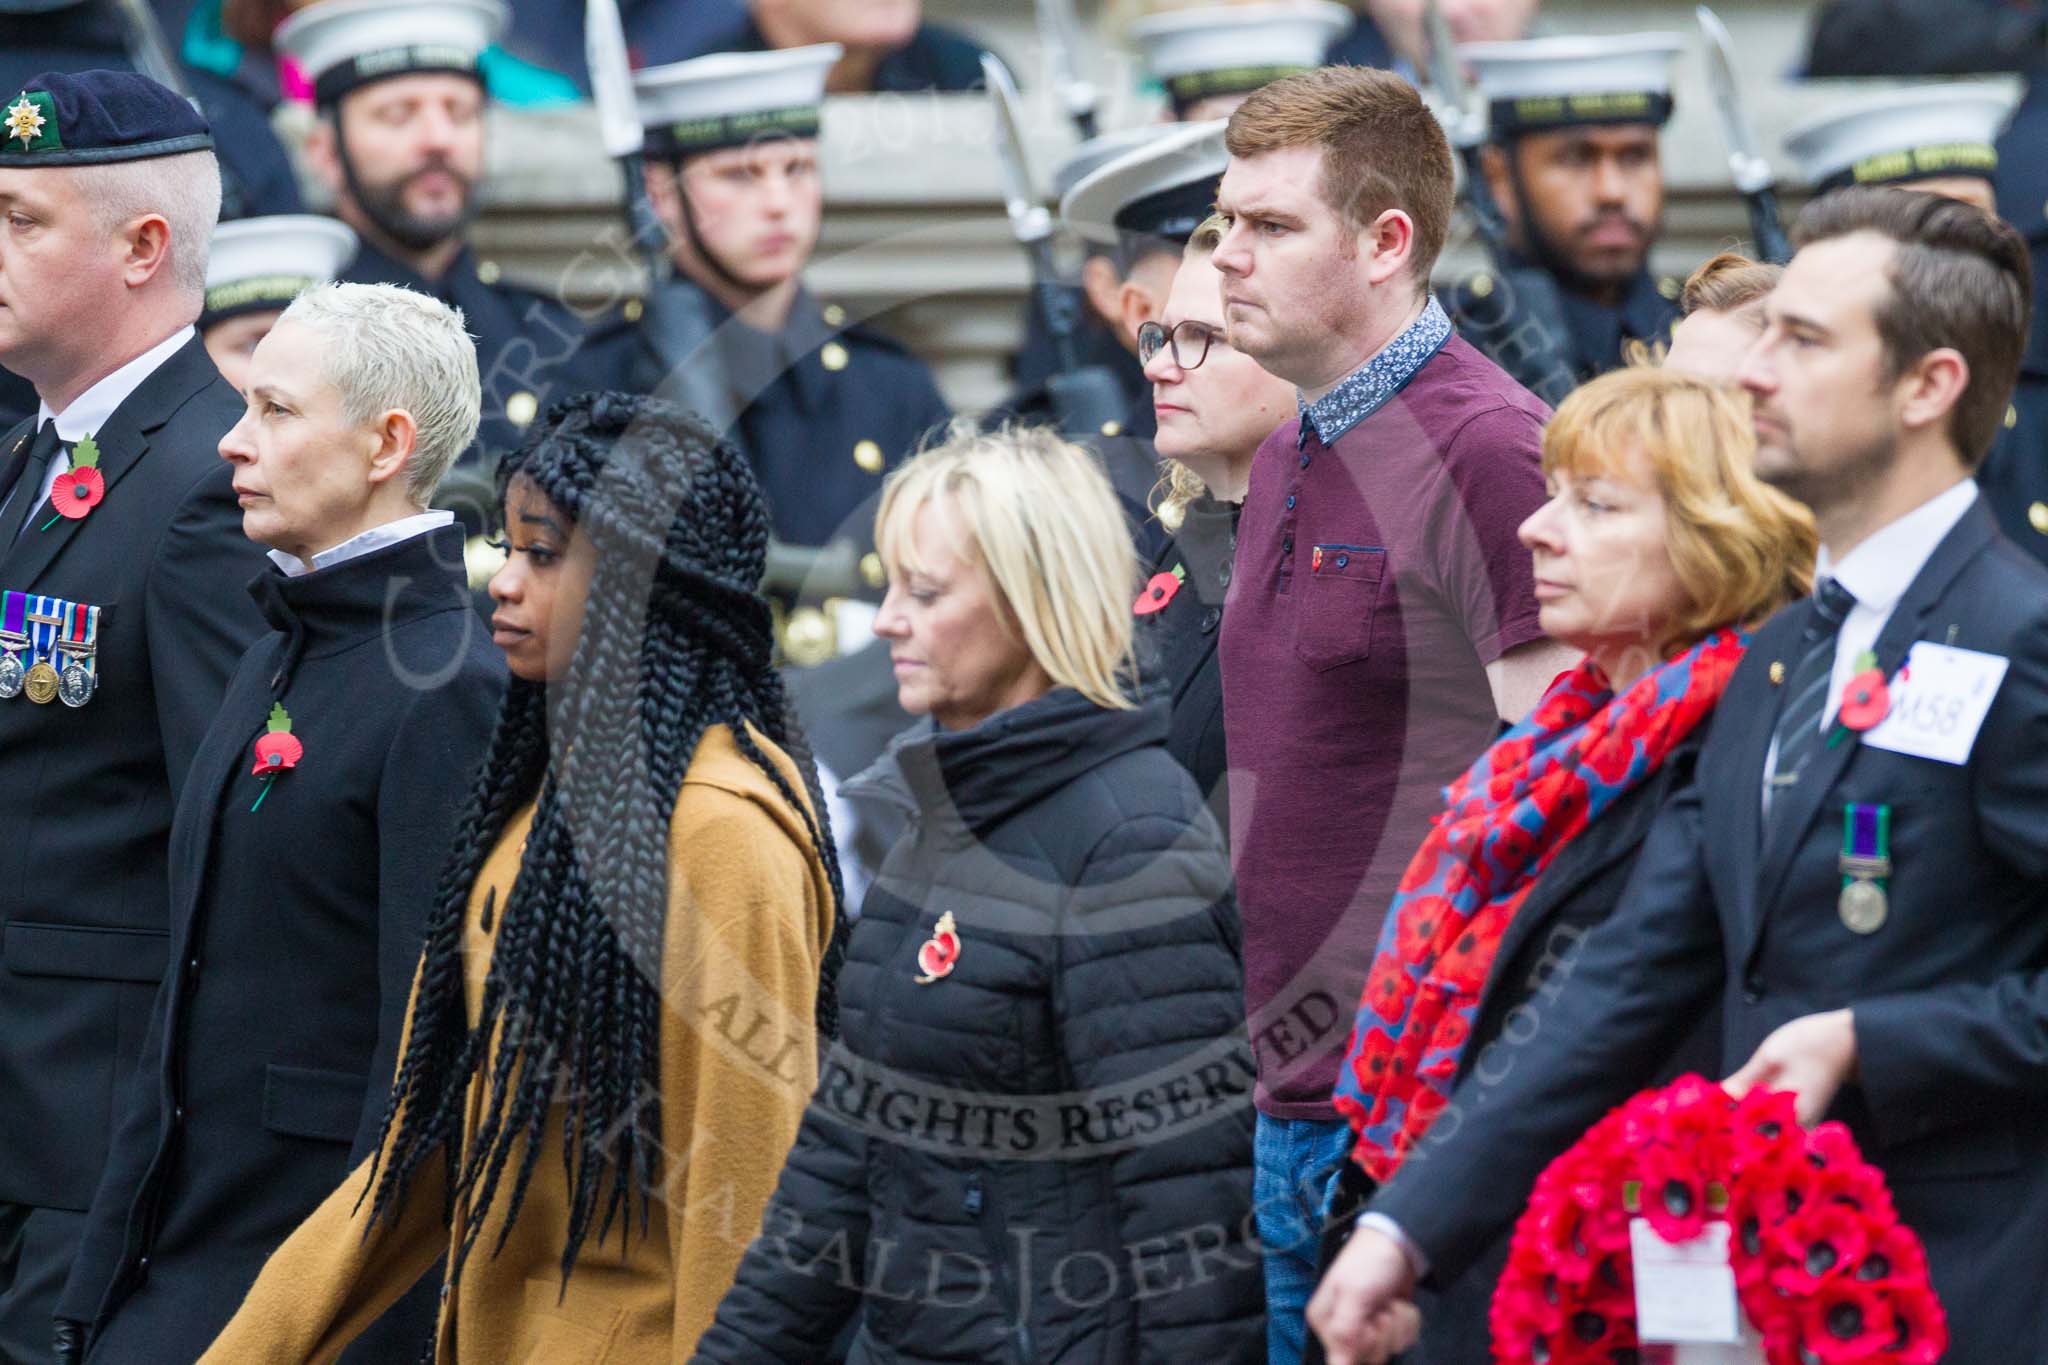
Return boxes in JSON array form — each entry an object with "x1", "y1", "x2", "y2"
[{"x1": 0, "y1": 1202, "x2": 86, "y2": 1365}]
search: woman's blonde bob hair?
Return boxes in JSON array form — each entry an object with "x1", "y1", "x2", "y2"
[
  {"x1": 1544, "y1": 367, "x2": 1818, "y2": 654},
  {"x1": 1153, "y1": 211, "x2": 1232, "y2": 533},
  {"x1": 875, "y1": 421, "x2": 1139, "y2": 711}
]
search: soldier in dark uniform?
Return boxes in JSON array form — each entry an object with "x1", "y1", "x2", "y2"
[
  {"x1": 624, "y1": 0, "x2": 989, "y2": 93},
  {"x1": 1784, "y1": 84, "x2": 2048, "y2": 565},
  {"x1": 1803, "y1": 1, "x2": 2048, "y2": 567},
  {"x1": 0, "y1": 70, "x2": 267, "y2": 1360},
  {"x1": 618, "y1": 42, "x2": 952, "y2": 665},
  {"x1": 273, "y1": 0, "x2": 626, "y2": 473},
  {"x1": 0, "y1": 0, "x2": 306, "y2": 431},
  {"x1": 196, "y1": 214, "x2": 358, "y2": 393},
  {"x1": 1447, "y1": 35, "x2": 1686, "y2": 393}
]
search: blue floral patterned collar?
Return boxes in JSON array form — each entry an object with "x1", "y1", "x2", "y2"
[{"x1": 1297, "y1": 295, "x2": 1453, "y2": 447}]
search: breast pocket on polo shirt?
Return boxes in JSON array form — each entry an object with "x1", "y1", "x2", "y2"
[{"x1": 1293, "y1": 544, "x2": 1387, "y2": 672}]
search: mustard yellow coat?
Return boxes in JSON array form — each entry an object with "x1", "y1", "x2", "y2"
[{"x1": 200, "y1": 724, "x2": 834, "y2": 1363}]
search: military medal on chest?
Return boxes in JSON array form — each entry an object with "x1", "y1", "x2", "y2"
[
  {"x1": 4, "y1": 592, "x2": 100, "y2": 707},
  {"x1": 1838, "y1": 802, "x2": 1891, "y2": 935}
]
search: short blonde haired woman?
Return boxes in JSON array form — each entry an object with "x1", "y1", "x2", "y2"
[
  {"x1": 1313, "y1": 367, "x2": 1815, "y2": 1365},
  {"x1": 696, "y1": 424, "x2": 1267, "y2": 1363}
]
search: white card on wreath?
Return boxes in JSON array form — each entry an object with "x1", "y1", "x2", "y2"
[
  {"x1": 1860, "y1": 641, "x2": 2008, "y2": 765},
  {"x1": 1630, "y1": 1218, "x2": 1741, "y2": 1344}
]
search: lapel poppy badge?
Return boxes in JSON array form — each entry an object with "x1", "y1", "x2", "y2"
[
  {"x1": 1133, "y1": 564, "x2": 1185, "y2": 616},
  {"x1": 250, "y1": 701, "x2": 303, "y2": 811},
  {"x1": 44, "y1": 433, "x2": 104, "y2": 528},
  {"x1": 914, "y1": 910, "x2": 961, "y2": 984},
  {"x1": 1837, "y1": 650, "x2": 1894, "y2": 733}
]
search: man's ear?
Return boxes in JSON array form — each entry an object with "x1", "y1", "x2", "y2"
[
  {"x1": 1114, "y1": 277, "x2": 1163, "y2": 351},
  {"x1": 1897, "y1": 346, "x2": 1972, "y2": 444},
  {"x1": 1360, "y1": 208, "x2": 1416, "y2": 288},
  {"x1": 1080, "y1": 254, "x2": 1123, "y2": 330},
  {"x1": 302, "y1": 116, "x2": 343, "y2": 198},
  {"x1": 120, "y1": 214, "x2": 173, "y2": 290},
  {"x1": 365, "y1": 408, "x2": 419, "y2": 491}
]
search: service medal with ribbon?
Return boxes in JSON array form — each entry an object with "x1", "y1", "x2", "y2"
[
  {"x1": 1838, "y1": 802, "x2": 1891, "y2": 935},
  {"x1": 1, "y1": 590, "x2": 105, "y2": 707},
  {"x1": 0, "y1": 591, "x2": 26, "y2": 699}
]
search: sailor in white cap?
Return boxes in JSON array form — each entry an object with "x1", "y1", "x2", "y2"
[
  {"x1": 198, "y1": 216, "x2": 359, "y2": 393},
  {"x1": 1132, "y1": 2, "x2": 1352, "y2": 122},
  {"x1": 276, "y1": 0, "x2": 628, "y2": 465},
  {"x1": 613, "y1": 43, "x2": 951, "y2": 662},
  {"x1": 1788, "y1": 85, "x2": 2048, "y2": 565},
  {"x1": 1447, "y1": 33, "x2": 1686, "y2": 395}
]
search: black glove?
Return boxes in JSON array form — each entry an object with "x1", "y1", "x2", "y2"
[{"x1": 53, "y1": 1317, "x2": 85, "y2": 1364}]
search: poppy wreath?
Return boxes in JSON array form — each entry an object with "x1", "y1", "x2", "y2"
[{"x1": 1491, "y1": 1075, "x2": 1947, "y2": 1365}]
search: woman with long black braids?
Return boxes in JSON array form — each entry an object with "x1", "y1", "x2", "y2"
[{"x1": 202, "y1": 392, "x2": 843, "y2": 1362}]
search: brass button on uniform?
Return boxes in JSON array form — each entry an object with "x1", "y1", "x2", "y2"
[
  {"x1": 820, "y1": 341, "x2": 850, "y2": 372},
  {"x1": 822, "y1": 302, "x2": 847, "y2": 327},
  {"x1": 506, "y1": 391, "x2": 538, "y2": 428},
  {"x1": 1100, "y1": 419, "x2": 1121, "y2": 437},
  {"x1": 476, "y1": 258, "x2": 502, "y2": 286},
  {"x1": 780, "y1": 606, "x2": 836, "y2": 668},
  {"x1": 2030, "y1": 501, "x2": 2048, "y2": 536},
  {"x1": 1467, "y1": 272, "x2": 1494, "y2": 299},
  {"x1": 2006, "y1": 403, "x2": 2019, "y2": 429},
  {"x1": 853, "y1": 439, "x2": 884, "y2": 473},
  {"x1": 860, "y1": 552, "x2": 886, "y2": 589},
  {"x1": 623, "y1": 298, "x2": 644, "y2": 323},
  {"x1": 1657, "y1": 275, "x2": 1681, "y2": 300}
]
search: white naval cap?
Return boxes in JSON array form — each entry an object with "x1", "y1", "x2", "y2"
[
  {"x1": 1131, "y1": 3, "x2": 1351, "y2": 117},
  {"x1": 1459, "y1": 32, "x2": 1683, "y2": 138},
  {"x1": 1061, "y1": 118, "x2": 1228, "y2": 251},
  {"x1": 633, "y1": 44, "x2": 842, "y2": 161},
  {"x1": 274, "y1": 0, "x2": 505, "y2": 106},
  {"x1": 1784, "y1": 85, "x2": 2013, "y2": 194},
  {"x1": 1054, "y1": 125, "x2": 1176, "y2": 203},
  {"x1": 201, "y1": 215, "x2": 359, "y2": 326}
]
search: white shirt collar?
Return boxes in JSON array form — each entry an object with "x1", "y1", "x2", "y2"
[
  {"x1": 266, "y1": 510, "x2": 455, "y2": 578},
  {"x1": 36, "y1": 327, "x2": 196, "y2": 443},
  {"x1": 1815, "y1": 479, "x2": 1979, "y2": 613}
]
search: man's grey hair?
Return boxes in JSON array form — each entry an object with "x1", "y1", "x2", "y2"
[
  {"x1": 73, "y1": 150, "x2": 222, "y2": 297},
  {"x1": 277, "y1": 283, "x2": 482, "y2": 508}
]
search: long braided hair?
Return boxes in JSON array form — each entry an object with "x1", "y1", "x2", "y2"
[{"x1": 363, "y1": 391, "x2": 847, "y2": 1293}]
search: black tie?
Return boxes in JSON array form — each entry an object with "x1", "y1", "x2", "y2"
[
  {"x1": 0, "y1": 420, "x2": 60, "y2": 547},
  {"x1": 1767, "y1": 577, "x2": 1859, "y2": 797}
]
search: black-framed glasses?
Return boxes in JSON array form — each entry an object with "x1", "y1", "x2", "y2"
[{"x1": 1137, "y1": 320, "x2": 1219, "y2": 371}]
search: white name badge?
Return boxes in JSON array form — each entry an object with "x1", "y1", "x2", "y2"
[
  {"x1": 1630, "y1": 1218, "x2": 1741, "y2": 1344},
  {"x1": 1861, "y1": 641, "x2": 2008, "y2": 765}
]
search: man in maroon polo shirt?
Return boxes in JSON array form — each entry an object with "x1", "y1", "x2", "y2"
[{"x1": 1211, "y1": 65, "x2": 1578, "y2": 1363}]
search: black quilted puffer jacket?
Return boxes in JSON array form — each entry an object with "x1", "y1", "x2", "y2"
[{"x1": 693, "y1": 688, "x2": 1265, "y2": 1364}]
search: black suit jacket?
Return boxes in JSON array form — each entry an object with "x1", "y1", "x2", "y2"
[
  {"x1": 1373, "y1": 498, "x2": 2048, "y2": 1364},
  {"x1": 0, "y1": 337, "x2": 267, "y2": 1211}
]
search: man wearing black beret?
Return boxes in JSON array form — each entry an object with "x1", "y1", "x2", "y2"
[{"x1": 0, "y1": 68, "x2": 266, "y2": 1360}]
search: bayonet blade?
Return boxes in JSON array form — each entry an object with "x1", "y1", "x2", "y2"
[
  {"x1": 1697, "y1": 6, "x2": 1774, "y2": 194},
  {"x1": 1034, "y1": 0, "x2": 1099, "y2": 138},
  {"x1": 982, "y1": 53, "x2": 1053, "y2": 247},
  {"x1": 586, "y1": 0, "x2": 645, "y2": 160},
  {"x1": 1422, "y1": 0, "x2": 1481, "y2": 150}
]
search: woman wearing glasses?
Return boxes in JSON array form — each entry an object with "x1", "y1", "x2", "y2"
[{"x1": 1134, "y1": 213, "x2": 1297, "y2": 841}]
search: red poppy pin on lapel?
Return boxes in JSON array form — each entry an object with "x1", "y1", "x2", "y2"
[
  {"x1": 1134, "y1": 564, "x2": 1185, "y2": 616},
  {"x1": 1834, "y1": 650, "x2": 1895, "y2": 741},
  {"x1": 249, "y1": 702, "x2": 303, "y2": 811},
  {"x1": 42, "y1": 433, "x2": 104, "y2": 529},
  {"x1": 914, "y1": 910, "x2": 960, "y2": 984}
]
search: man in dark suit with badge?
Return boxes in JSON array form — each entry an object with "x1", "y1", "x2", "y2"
[
  {"x1": 1309, "y1": 187, "x2": 2048, "y2": 1365},
  {"x1": 273, "y1": 0, "x2": 626, "y2": 473},
  {"x1": 1445, "y1": 34, "x2": 1685, "y2": 397},
  {"x1": 0, "y1": 69, "x2": 266, "y2": 1361}
]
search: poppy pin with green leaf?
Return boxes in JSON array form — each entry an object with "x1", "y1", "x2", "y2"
[
  {"x1": 250, "y1": 702, "x2": 303, "y2": 811},
  {"x1": 42, "y1": 433, "x2": 104, "y2": 529}
]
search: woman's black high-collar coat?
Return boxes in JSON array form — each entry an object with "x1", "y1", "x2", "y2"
[{"x1": 56, "y1": 525, "x2": 505, "y2": 1362}]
